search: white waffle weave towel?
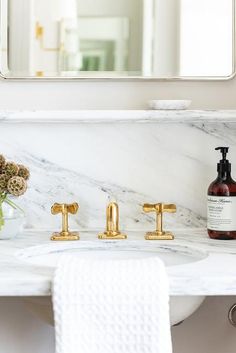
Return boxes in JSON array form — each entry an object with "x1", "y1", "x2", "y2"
[{"x1": 53, "y1": 255, "x2": 172, "y2": 353}]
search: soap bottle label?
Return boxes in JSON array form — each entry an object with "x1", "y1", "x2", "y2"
[{"x1": 207, "y1": 196, "x2": 236, "y2": 231}]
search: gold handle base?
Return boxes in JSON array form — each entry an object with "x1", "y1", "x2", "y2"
[
  {"x1": 145, "y1": 231, "x2": 174, "y2": 240},
  {"x1": 51, "y1": 231, "x2": 80, "y2": 241},
  {"x1": 98, "y1": 231, "x2": 127, "y2": 240}
]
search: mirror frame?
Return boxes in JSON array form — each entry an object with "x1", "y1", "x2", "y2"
[{"x1": 0, "y1": 0, "x2": 235, "y2": 81}]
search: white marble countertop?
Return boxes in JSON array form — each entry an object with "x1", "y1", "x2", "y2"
[
  {"x1": 0, "y1": 110, "x2": 236, "y2": 123},
  {"x1": 1, "y1": 229, "x2": 236, "y2": 297}
]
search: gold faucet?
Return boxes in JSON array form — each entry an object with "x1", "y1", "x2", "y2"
[
  {"x1": 143, "y1": 203, "x2": 176, "y2": 240},
  {"x1": 98, "y1": 202, "x2": 127, "y2": 239},
  {"x1": 51, "y1": 202, "x2": 80, "y2": 241}
]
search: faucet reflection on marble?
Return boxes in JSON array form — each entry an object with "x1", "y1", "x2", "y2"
[
  {"x1": 98, "y1": 202, "x2": 127, "y2": 240},
  {"x1": 143, "y1": 203, "x2": 176, "y2": 240}
]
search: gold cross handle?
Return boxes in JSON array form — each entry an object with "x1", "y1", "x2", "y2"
[
  {"x1": 51, "y1": 202, "x2": 80, "y2": 241},
  {"x1": 143, "y1": 203, "x2": 176, "y2": 240}
]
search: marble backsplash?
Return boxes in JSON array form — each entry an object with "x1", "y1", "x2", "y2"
[{"x1": 1, "y1": 111, "x2": 236, "y2": 231}]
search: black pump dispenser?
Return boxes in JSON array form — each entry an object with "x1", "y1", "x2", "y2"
[
  {"x1": 215, "y1": 146, "x2": 231, "y2": 175},
  {"x1": 208, "y1": 146, "x2": 236, "y2": 239}
]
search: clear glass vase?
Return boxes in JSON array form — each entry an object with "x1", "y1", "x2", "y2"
[{"x1": 0, "y1": 199, "x2": 25, "y2": 240}]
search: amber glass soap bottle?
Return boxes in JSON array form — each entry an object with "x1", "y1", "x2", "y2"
[{"x1": 207, "y1": 147, "x2": 236, "y2": 240}]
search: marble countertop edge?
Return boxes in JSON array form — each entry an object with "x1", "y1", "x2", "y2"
[
  {"x1": 0, "y1": 110, "x2": 236, "y2": 124},
  {"x1": 0, "y1": 229, "x2": 235, "y2": 297}
]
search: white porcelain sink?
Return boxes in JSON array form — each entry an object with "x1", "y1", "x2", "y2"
[
  {"x1": 25, "y1": 247, "x2": 204, "y2": 267},
  {"x1": 19, "y1": 240, "x2": 208, "y2": 326}
]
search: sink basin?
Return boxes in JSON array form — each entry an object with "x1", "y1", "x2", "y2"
[
  {"x1": 18, "y1": 240, "x2": 208, "y2": 326},
  {"x1": 24, "y1": 246, "x2": 205, "y2": 267},
  {"x1": 18, "y1": 240, "x2": 206, "y2": 266}
]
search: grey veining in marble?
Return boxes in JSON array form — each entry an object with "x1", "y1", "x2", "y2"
[{"x1": 0, "y1": 110, "x2": 236, "y2": 230}]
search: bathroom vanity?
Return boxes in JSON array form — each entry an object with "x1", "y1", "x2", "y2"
[
  {"x1": 0, "y1": 109, "x2": 236, "y2": 351},
  {"x1": 0, "y1": 228, "x2": 234, "y2": 326}
]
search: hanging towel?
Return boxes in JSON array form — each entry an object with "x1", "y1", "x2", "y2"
[{"x1": 53, "y1": 254, "x2": 172, "y2": 353}]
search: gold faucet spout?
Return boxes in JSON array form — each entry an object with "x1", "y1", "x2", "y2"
[
  {"x1": 106, "y1": 202, "x2": 119, "y2": 233},
  {"x1": 98, "y1": 202, "x2": 127, "y2": 240}
]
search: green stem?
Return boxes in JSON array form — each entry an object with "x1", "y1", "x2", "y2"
[
  {"x1": 0, "y1": 193, "x2": 25, "y2": 231},
  {"x1": 0, "y1": 193, "x2": 6, "y2": 231},
  {"x1": 4, "y1": 197, "x2": 25, "y2": 214}
]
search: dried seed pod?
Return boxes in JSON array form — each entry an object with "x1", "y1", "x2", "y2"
[
  {"x1": 5, "y1": 162, "x2": 19, "y2": 177},
  {"x1": 18, "y1": 164, "x2": 30, "y2": 180},
  {"x1": 7, "y1": 176, "x2": 27, "y2": 196},
  {"x1": 0, "y1": 174, "x2": 8, "y2": 193},
  {"x1": 0, "y1": 155, "x2": 6, "y2": 169}
]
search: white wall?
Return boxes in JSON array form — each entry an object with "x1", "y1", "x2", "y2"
[
  {"x1": 0, "y1": 298, "x2": 54, "y2": 353},
  {"x1": 173, "y1": 296, "x2": 236, "y2": 353},
  {"x1": 0, "y1": 79, "x2": 236, "y2": 109}
]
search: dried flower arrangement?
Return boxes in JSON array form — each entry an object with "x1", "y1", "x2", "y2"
[{"x1": 0, "y1": 154, "x2": 30, "y2": 229}]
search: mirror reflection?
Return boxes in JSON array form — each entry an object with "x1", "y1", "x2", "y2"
[{"x1": 0, "y1": 0, "x2": 234, "y2": 79}]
